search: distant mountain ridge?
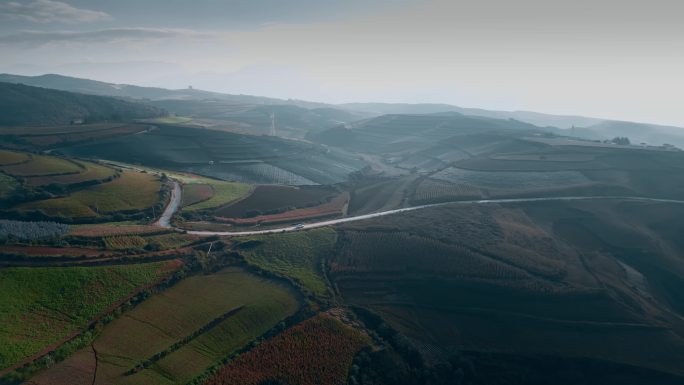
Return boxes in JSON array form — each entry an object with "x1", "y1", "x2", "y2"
[
  {"x1": 0, "y1": 82, "x2": 166, "y2": 126},
  {"x1": 2, "y1": 73, "x2": 683, "y2": 147},
  {"x1": 0, "y1": 73, "x2": 328, "y2": 108}
]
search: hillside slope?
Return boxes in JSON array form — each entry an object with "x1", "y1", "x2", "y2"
[{"x1": 0, "y1": 82, "x2": 166, "y2": 126}]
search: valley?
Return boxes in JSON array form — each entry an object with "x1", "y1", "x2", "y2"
[{"x1": 1, "y1": 78, "x2": 684, "y2": 385}]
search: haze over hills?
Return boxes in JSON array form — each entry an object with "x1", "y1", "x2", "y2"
[
  {"x1": 3, "y1": 1, "x2": 684, "y2": 384},
  {"x1": 2, "y1": 73, "x2": 684, "y2": 385},
  {"x1": 0, "y1": 73, "x2": 328, "y2": 108},
  {"x1": 3, "y1": 73, "x2": 684, "y2": 147},
  {"x1": 0, "y1": 82, "x2": 166, "y2": 126}
]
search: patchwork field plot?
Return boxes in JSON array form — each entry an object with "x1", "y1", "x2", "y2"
[
  {"x1": 348, "y1": 176, "x2": 417, "y2": 215},
  {"x1": 0, "y1": 261, "x2": 179, "y2": 371},
  {"x1": 0, "y1": 124, "x2": 149, "y2": 149},
  {"x1": 430, "y1": 167, "x2": 591, "y2": 196},
  {"x1": 182, "y1": 179, "x2": 251, "y2": 212},
  {"x1": 0, "y1": 173, "x2": 18, "y2": 198},
  {"x1": 413, "y1": 177, "x2": 483, "y2": 203},
  {"x1": 218, "y1": 192, "x2": 349, "y2": 226},
  {"x1": 331, "y1": 230, "x2": 527, "y2": 280},
  {"x1": 0, "y1": 245, "x2": 112, "y2": 258},
  {"x1": 27, "y1": 267, "x2": 300, "y2": 385},
  {"x1": 18, "y1": 171, "x2": 161, "y2": 219},
  {"x1": 238, "y1": 228, "x2": 337, "y2": 297},
  {"x1": 60, "y1": 125, "x2": 365, "y2": 185},
  {"x1": 0, "y1": 150, "x2": 30, "y2": 165},
  {"x1": 24, "y1": 161, "x2": 118, "y2": 187},
  {"x1": 186, "y1": 162, "x2": 318, "y2": 185},
  {"x1": 181, "y1": 183, "x2": 214, "y2": 207},
  {"x1": 489, "y1": 152, "x2": 597, "y2": 162},
  {"x1": 215, "y1": 185, "x2": 336, "y2": 218},
  {"x1": 103, "y1": 235, "x2": 148, "y2": 250},
  {"x1": 68, "y1": 224, "x2": 166, "y2": 237},
  {"x1": 204, "y1": 314, "x2": 369, "y2": 385},
  {"x1": 1, "y1": 155, "x2": 82, "y2": 177}
]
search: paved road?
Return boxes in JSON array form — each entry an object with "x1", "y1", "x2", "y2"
[
  {"x1": 179, "y1": 195, "x2": 684, "y2": 237},
  {"x1": 155, "y1": 180, "x2": 181, "y2": 228}
]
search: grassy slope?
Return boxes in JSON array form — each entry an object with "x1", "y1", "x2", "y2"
[
  {"x1": 18, "y1": 171, "x2": 160, "y2": 218},
  {"x1": 239, "y1": 228, "x2": 336, "y2": 297},
  {"x1": 0, "y1": 173, "x2": 18, "y2": 198},
  {"x1": 0, "y1": 150, "x2": 29, "y2": 165},
  {"x1": 182, "y1": 179, "x2": 251, "y2": 212},
  {"x1": 0, "y1": 262, "x2": 172, "y2": 370},
  {"x1": 24, "y1": 161, "x2": 117, "y2": 187},
  {"x1": 0, "y1": 155, "x2": 82, "y2": 176}
]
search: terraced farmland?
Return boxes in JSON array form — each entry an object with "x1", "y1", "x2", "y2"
[
  {"x1": 0, "y1": 261, "x2": 179, "y2": 372},
  {"x1": 0, "y1": 173, "x2": 18, "y2": 198},
  {"x1": 181, "y1": 183, "x2": 214, "y2": 207},
  {"x1": 60, "y1": 125, "x2": 366, "y2": 185},
  {"x1": 0, "y1": 155, "x2": 82, "y2": 177},
  {"x1": 204, "y1": 314, "x2": 369, "y2": 385},
  {"x1": 103, "y1": 235, "x2": 148, "y2": 250},
  {"x1": 0, "y1": 150, "x2": 30, "y2": 165},
  {"x1": 18, "y1": 171, "x2": 161, "y2": 219},
  {"x1": 182, "y1": 179, "x2": 251, "y2": 212},
  {"x1": 218, "y1": 192, "x2": 349, "y2": 226},
  {"x1": 24, "y1": 161, "x2": 118, "y2": 187},
  {"x1": 214, "y1": 185, "x2": 336, "y2": 218},
  {"x1": 413, "y1": 177, "x2": 482, "y2": 203},
  {"x1": 430, "y1": 167, "x2": 591, "y2": 196},
  {"x1": 27, "y1": 267, "x2": 300, "y2": 385}
]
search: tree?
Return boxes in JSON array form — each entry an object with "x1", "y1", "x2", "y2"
[{"x1": 611, "y1": 136, "x2": 631, "y2": 145}]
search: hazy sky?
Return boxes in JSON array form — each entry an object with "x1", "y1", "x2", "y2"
[{"x1": 1, "y1": 0, "x2": 683, "y2": 126}]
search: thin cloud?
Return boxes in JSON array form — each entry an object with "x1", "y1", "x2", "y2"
[
  {"x1": 0, "y1": 0, "x2": 110, "y2": 24},
  {"x1": 0, "y1": 28, "x2": 209, "y2": 46}
]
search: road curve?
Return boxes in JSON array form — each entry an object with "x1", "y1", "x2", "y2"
[
  {"x1": 155, "y1": 180, "x2": 181, "y2": 228},
  {"x1": 180, "y1": 195, "x2": 684, "y2": 237}
]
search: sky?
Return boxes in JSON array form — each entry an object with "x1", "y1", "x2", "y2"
[{"x1": 1, "y1": 0, "x2": 683, "y2": 126}]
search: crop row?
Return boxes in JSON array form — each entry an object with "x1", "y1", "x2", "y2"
[
  {"x1": 413, "y1": 178, "x2": 482, "y2": 203},
  {"x1": 216, "y1": 192, "x2": 348, "y2": 226},
  {"x1": 204, "y1": 314, "x2": 369, "y2": 385},
  {"x1": 331, "y1": 231, "x2": 528, "y2": 280}
]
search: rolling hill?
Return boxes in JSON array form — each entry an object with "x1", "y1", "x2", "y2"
[
  {"x1": 0, "y1": 82, "x2": 166, "y2": 126},
  {"x1": 5, "y1": 73, "x2": 684, "y2": 147}
]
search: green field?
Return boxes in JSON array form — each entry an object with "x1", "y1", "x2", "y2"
[
  {"x1": 28, "y1": 267, "x2": 300, "y2": 385},
  {"x1": 144, "y1": 116, "x2": 193, "y2": 124},
  {"x1": 0, "y1": 173, "x2": 18, "y2": 198},
  {"x1": 238, "y1": 228, "x2": 336, "y2": 297},
  {"x1": 144, "y1": 232, "x2": 198, "y2": 249},
  {"x1": 182, "y1": 179, "x2": 251, "y2": 212},
  {"x1": 25, "y1": 161, "x2": 118, "y2": 187},
  {"x1": 1, "y1": 155, "x2": 82, "y2": 177},
  {"x1": 0, "y1": 150, "x2": 29, "y2": 165},
  {"x1": 0, "y1": 262, "x2": 175, "y2": 370},
  {"x1": 431, "y1": 167, "x2": 591, "y2": 193},
  {"x1": 18, "y1": 171, "x2": 161, "y2": 218},
  {"x1": 103, "y1": 235, "x2": 148, "y2": 250}
]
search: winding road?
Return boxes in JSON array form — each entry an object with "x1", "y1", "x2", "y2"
[
  {"x1": 154, "y1": 180, "x2": 182, "y2": 228},
  {"x1": 156, "y1": 181, "x2": 684, "y2": 236}
]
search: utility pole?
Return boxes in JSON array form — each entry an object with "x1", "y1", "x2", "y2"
[{"x1": 270, "y1": 112, "x2": 276, "y2": 136}]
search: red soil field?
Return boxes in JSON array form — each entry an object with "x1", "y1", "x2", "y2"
[
  {"x1": 68, "y1": 225, "x2": 168, "y2": 237},
  {"x1": 204, "y1": 313, "x2": 369, "y2": 385},
  {"x1": 0, "y1": 245, "x2": 113, "y2": 257},
  {"x1": 214, "y1": 185, "x2": 337, "y2": 218},
  {"x1": 182, "y1": 183, "x2": 214, "y2": 207},
  {"x1": 215, "y1": 192, "x2": 348, "y2": 226}
]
